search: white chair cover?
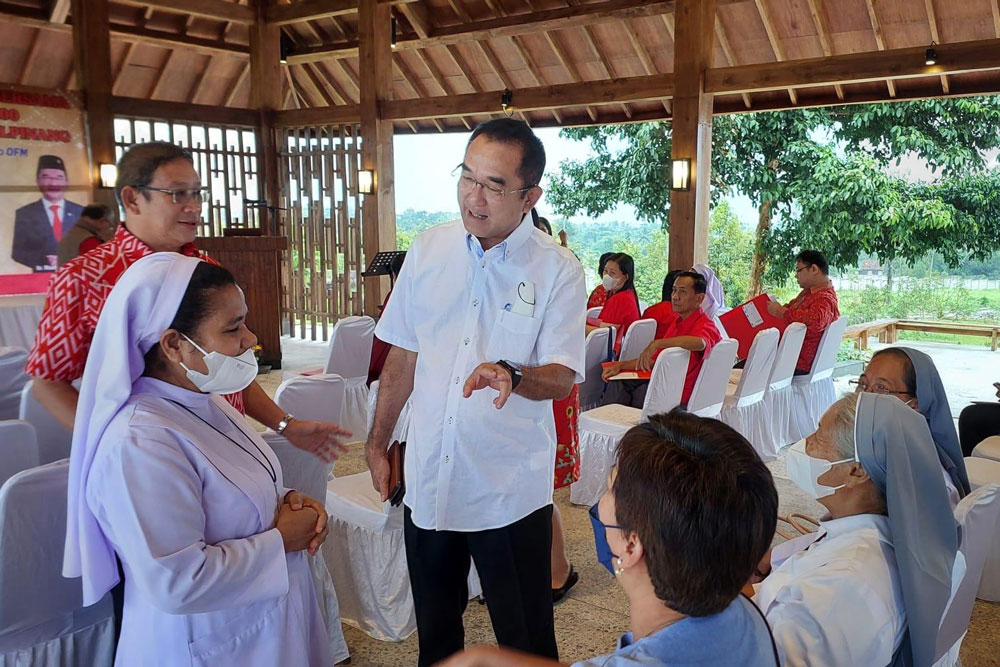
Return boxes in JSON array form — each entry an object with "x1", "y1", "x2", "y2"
[
  {"x1": 323, "y1": 316, "x2": 376, "y2": 442},
  {"x1": 712, "y1": 315, "x2": 728, "y2": 340},
  {"x1": 617, "y1": 318, "x2": 656, "y2": 362},
  {"x1": 0, "y1": 421, "x2": 38, "y2": 490},
  {"x1": 269, "y1": 374, "x2": 350, "y2": 663},
  {"x1": 761, "y1": 323, "x2": 806, "y2": 450},
  {"x1": 0, "y1": 460, "x2": 114, "y2": 667},
  {"x1": 686, "y1": 339, "x2": 738, "y2": 418},
  {"x1": 570, "y1": 349, "x2": 689, "y2": 507},
  {"x1": 972, "y1": 436, "x2": 1000, "y2": 463},
  {"x1": 578, "y1": 328, "x2": 611, "y2": 411},
  {"x1": 720, "y1": 329, "x2": 780, "y2": 459},
  {"x1": 934, "y1": 484, "x2": 1000, "y2": 664},
  {"x1": 966, "y1": 456, "x2": 1000, "y2": 492},
  {"x1": 586, "y1": 306, "x2": 603, "y2": 320},
  {"x1": 788, "y1": 316, "x2": 849, "y2": 443},
  {"x1": 0, "y1": 348, "x2": 28, "y2": 421},
  {"x1": 18, "y1": 381, "x2": 72, "y2": 466},
  {"x1": 637, "y1": 300, "x2": 649, "y2": 314}
]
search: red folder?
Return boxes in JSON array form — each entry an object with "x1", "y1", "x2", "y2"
[
  {"x1": 586, "y1": 316, "x2": 602, "y2": 327},
  {"x1": 718, "y1": 294, "x2": 787, "y2": 360},
  {"x1": 601, "y1": 362, "x2": 652, "y2": 381}
]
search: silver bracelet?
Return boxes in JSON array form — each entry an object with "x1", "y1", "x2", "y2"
[{"x1": 276, "y1": 413, "x2": 294, "y2": 434}]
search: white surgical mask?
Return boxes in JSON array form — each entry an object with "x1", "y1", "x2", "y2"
[
  {"x1": 179, "y1": 333, "x2": 258, "y2": 395},
  {"x1": 602, "y1": 274, "x2": 621, "y2": 291},
  {"x1": 785, "y1": 438, "x2": 854, "y2": 499}
]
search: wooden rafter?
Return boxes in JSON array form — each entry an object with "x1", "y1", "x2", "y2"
[
  {"x1": 752, "y1": 0, "x2": 798, "y2": 104},
  {"x1": 314, "y1": 61, "x2": 356, "y2": 105},
  {"x1": 17, "y1": 28, "x2": 42, "y2": 85},
  {"x1": 266, "y1": 0, "x2": 419, "y2": 26},
  {"x1": 62, "y1": 60, "x2": 75, "y2": 89},
  {"x1": 863, "y1": 0, "x2": 896, "y2": 97},
  {"x1": 49, "y1": 0, "x2": 69, "y2": 23},
  {"x1": 622, "y1": 19, "x2": 672, "y2": 114},
  {"x1": 112, "y1": 41, "x2": 137, "y2": 94},
  {"x1": 923, "y1": 0, "x2": 949, "y2": 93},
  {"x1": 411, "y1": 48, "x2": 471, "y2": 129},
  {"x1": 116, "y1": 0, "x2": 254, "y2": 24},
  {"x1": 300, "y1": 63, "x2": 341, "y2": 105},
  {"x1": 149, "y1": 49, "x2": 177, "y2": 99},
  {"x1": 283, "y1": 65, "x2": 301, "y2": 109},
  {"x1": 474, "y1": 40, "x2": 535, "y2": 125},
  {"x1": 447, "y1": 0, "x2": 472, "y2": 23},
  {"x1": 506, "y1": 35, "x2": 563, "y2": 123},
  {"x1": 397, "y1": 1, "x2": 432, "y2": 39},
  {"x1": 394, "y1": 54, "x2": 445, "y2": 132},
  {"x1": 187, "y1": 55, "x2": 214, "y2": 104},
  {"x1": 225, "y1": 62, "x2": 250, "y2": 106},
  {"x1": 714, "y1": 18, "x2": 751, "y2": 108},
  {"x1": 804, "y1": 0, "x2": 844, "y2": 100},
  {"x1": 565, "y1": 0, "x2": 632, "y2": 118},
  {"x1": 445, "y1": 45, "x2": 482, "y2": 93},
  {"x1": 543, "y1": 32, "x2": 599, "y2": 121}
]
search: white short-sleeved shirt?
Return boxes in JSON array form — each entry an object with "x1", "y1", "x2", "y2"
[
  {"x1": 754, "y1": 514, "x2": 906, "y2": 667},
  {"x1": 375, "y1": 215, "x2": 586, "y2": 531}
]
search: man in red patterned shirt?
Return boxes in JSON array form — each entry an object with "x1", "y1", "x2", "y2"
[
  {"x1": 767, "y1": 249, "x2": 840, "y2": 374},
  {"x1": 27, "y1": 142, "x2": 348, "y2": 461}
]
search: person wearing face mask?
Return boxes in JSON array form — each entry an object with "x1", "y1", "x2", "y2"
[
  {"x1": 601, "y1": 271, "x2": 722, "y2": 407},
  {"x1": 26, "y1": 141, "x2": 349, "y2": 461},
  {"x1": 439, "y1": 409, "x2": 780, "y2": 667},
  {"x1": 64, "y1": 253, "x2": 336, "y2": 666},
  {"x1": 587, "y1": 253, "x2": 615, "y2": 309},
  {"x1": 853, "y1": 347, "x2": 970, "y2": 506},
  {"x1": 753, "y1": 392, "x2": 959, "y2": 667},
  {"x1": 586, "y1": 252, "x2": 640, "y2": 357}
]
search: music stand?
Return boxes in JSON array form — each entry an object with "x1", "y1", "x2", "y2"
[{"x1": 362, "y1": 251, "x2": 406, "y2": 288}]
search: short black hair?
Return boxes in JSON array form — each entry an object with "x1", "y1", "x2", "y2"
[
  {"x1": 143, "y1": 261, "x2": 237, "y2": 375},
  {"x1": 661, "y1": 269, "x2": 684, "y2": 303},
  {"x1": 81, "y1": 204, "x2": 113, "y2": 220},
  {"x1": 870, "y1": 348, "x2": 917, "y2": 395},
  {"x1": 598, "y1": 252, "x2": 614, "y2": 277},
  {"x1": 796, "y1": 249, "x2": 829, "y2": 275},
  {"x1": 612, "y1": 409, "x2": 777, "y2": 616},
  {"x1": 116, "y1": 141, "x2": 195, "y2": 205},
  {"x1": 673, "y1": 270, "x2": 707, "y2": 295},
  {"x1": 467, "y1": 118, "x2": 545, "y2": 192}
]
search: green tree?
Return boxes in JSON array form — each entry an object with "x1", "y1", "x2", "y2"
[{"x1": 707, "y1": 201, "x2": 754, "y2": 306}]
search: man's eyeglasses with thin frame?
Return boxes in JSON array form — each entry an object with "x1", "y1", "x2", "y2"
[
  {"x1": 849, "y1": 378, "x2": 912, "y2": 398},
  {"x1": 136, "y1": 186, "x2": 209, "y2": 205},
  {"x1": 589, "y1": 502, "x2": 626, "y2": 532},
  {"x1": 453, "y1": 165, "x2": 535, "y2": 202}
]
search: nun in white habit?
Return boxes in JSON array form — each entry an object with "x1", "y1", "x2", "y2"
[{"x1": 63, "y1": 252, "x2": 333, "y2": 666}]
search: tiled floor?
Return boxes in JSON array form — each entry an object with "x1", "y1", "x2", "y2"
[{"x1": 267, "y1": 336, "x2": 1000, "y2": 666}]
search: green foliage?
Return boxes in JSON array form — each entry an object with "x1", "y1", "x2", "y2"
[
  {"x1": 395, "y1": 208, "x2": 456, "y2": 250},
  {"x1": 836, "y1": 280, "x2": 998, "y2": 325},
  {"x1": 707, "y1": 201, "x2": 754, "y2": 306}
]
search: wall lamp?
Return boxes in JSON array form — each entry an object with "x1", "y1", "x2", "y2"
[
  {"x1": 670, "y1": 158, "x2": 691, "y2": 191},
  {"x1": 99, "y1": 164, "x2": 118, "y2": 188},
  {"x1": 358, "y1": 169, "x2": 375, "y2": 195},
  {"x1": 925, "y1": 42, "x2": 937, "y2": 66}
]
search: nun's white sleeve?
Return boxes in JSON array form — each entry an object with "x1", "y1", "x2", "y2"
[{"x1": 87, "y1": 430, "x2": 289, "y2": 615}]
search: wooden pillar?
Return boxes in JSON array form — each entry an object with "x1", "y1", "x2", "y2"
[
  {"x1": 71, "y1": 0, "x2": 116, "y2": 211},
  {"x1": 250, "y1": 1, "x2": 282, "y2": 235},
  {"x1": 668, "y1": 0, "x2": 716, "y2": 270},
  {"x1": 359, "y1": 0, "x2": 397, "y2": 316}
]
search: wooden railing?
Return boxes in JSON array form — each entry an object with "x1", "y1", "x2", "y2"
[{"x1": 843, "y1": 319, "x2": 1000, "y2": 352}]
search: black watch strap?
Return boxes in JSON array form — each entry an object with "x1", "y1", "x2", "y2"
[{"x1": 496, "y1": 360, "x2": 523, "y2": 391}]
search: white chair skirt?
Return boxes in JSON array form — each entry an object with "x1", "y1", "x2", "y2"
[
  {"x1": 569, "y1": 407, "x2": 639, "y2": 507},
  {"x1": 341, "y1": 377, "x2": 371, "y2": 443},
  {"x1": 762, "y1": 385, "x2": 796, "y2": 451},
  {"x1": 720, "y1": 398, "x2": 777, "y2": 461},
  {"x1": 0, "y1": 597, "x2": 114, "y2": 667},
  {"x1": 788, "y1": 378, "x2": 837, "y2": 443}
]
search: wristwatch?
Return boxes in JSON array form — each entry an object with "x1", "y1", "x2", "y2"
[
  {"x1": 496, "y1": 360, "x2": 523, "y2": 391},
  {"x1": 276, "y1": 413, "x2": 295, "y2": 435}
]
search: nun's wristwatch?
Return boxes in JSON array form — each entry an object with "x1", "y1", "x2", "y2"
[
  {"x1": 276, "y1": 413, "x2": 295, "y2": 434},
  {"x1": 496, "y1": 360, "x2": 523, "y2": 391}
]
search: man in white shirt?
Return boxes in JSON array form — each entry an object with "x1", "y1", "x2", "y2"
[{"x1": 367, "y1": 118, "x2": 586, "y2": 666}]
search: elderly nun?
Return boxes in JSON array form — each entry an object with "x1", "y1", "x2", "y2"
[
  {"x1": 854, "y1": 346, "x2": 970, "y2": 505},
  {"x1": 753, "y1": 392, "x2": 958, "y2": 667},
  {"x1": 63, "y1": 253, "x2": 332, "y2": 666}
]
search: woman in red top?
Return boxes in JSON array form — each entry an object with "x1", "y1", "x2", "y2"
[
  {"x1": 587, "y1": 252, "x2": 640, "y2": 357},
  {"x1": 586, "y1": 252, "x2": 614, "y2": 309}
]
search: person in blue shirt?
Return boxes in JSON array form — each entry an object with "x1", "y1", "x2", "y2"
[{"x1": 438, "y1": 409, "x2": 780, "y2": 667}]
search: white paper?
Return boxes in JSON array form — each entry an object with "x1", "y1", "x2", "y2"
[{"x1": 742, "y1": 301, "x2": 764, "y2": 328}]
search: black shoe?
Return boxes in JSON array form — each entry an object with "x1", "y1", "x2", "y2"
[{"x1": 552, "y1": 566, "x2": 579, "y2": 604}]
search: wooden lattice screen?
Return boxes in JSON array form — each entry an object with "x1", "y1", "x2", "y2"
[
  {"x1": 112, "y1": 117, "x2": 262, "y2": 237},
  {"x1": 279, "y1": 124, "x2": 365, "y2": 341}
]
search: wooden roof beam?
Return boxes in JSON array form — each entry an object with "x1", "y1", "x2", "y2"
[
  {"x1": 49, "y1": 0, "x2": 69, "y2": 23},
  {"x1": 507, "y1": 36, "x2": 563, "y2": 124},
  {"x1": 315, "y1": 61, "x2": 357, "y2": 104},
  {"x1": 112, "y1": 41, "x2": 137, "y2": 95},
  {"x1": 17, "y1": 28, "x2": 42, "y2": 85},
  {"x1": 992, "y1": 0, "x2": 1000, "y2": 38},
  {"x1": 149, "y1": 49, "x2": 178, "y2": 99},
  {"x1": 565, "y1": 0, "x2": 632, "y2": 119},
  {"x1": 753, "y1": 0, "x2": 797, "y2": 104},
  {"x1": 394, "y1": 55, "x2": 446, "y2": 132},
  {"x1": 186, "y1": 55, "x2": 214, "y2": 104},
  {"x1": 543, "y1": 32, "x2": 599, "y2": 121},
  {"x1": 266, "y1": 0, "x2": 419, "y2": 26},
  {"x1": 412, "y1": 49, "x2": 471, "y2": 128},
  {"x1": 863, "y1": 0, "x2": 896, "y2": 97},
  {"x1": 923, "y1": 0, "x2": 949, "y2": 93},
  {"x1": 804, "y1": 0, "x2": 844, "y2": 100},
  {"x1": 714, "y1": 17, "x2": 751, "y2": 108},
  {"x1": 116, "y1": 0, "x2": 254, "y2": 24},
  {"x1": 622, "y1": 19, "x2": 672, "y2": 114},
  {"x1": 225, "y1": 62, "x2": 250, "y2": 106}
]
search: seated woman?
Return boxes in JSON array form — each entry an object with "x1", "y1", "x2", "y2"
[
  {"x1": 63, "y1": 253, "x2": 332, "y2": 666},
  {"x1": 587, "y1": 252, "x2": 614, "y2": 309},
  {"x1": 642, "y1": 269, "x2": 683, "y2": 339},
  {"x1": 441, "y1": 409, "x2": 780, "y2": 667},
  {"x1": 754, "y1": 392, "x2": 958, "y2": 667},
  {"x1": 586, "y1": 252, "x2": 640, "y2": 357},
  {"x1": 853, "y1": 347, "x2": 970, "y2": 505}
]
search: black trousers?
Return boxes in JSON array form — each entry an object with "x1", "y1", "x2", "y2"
[
  {"x1": 959, "y1": 402, "x2": 1000, "y2": 456},
  {"x1": 403, "y1": 505, "x2": 557, "y2": 667},
  {"x1": 601, "y1": 378, "x2": 649, "y2": 409}
]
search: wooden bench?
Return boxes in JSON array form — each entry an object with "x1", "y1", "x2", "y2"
[
  {"x1": 842, "y1": 319, "x2": 898, "y2": 350},
  {"x1": 895, "y1": 320, "x2": 1000, "y2": 352}
]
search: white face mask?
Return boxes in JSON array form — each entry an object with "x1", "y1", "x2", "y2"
[
  {"x1": 602, "y1": 274, "x2": 621, "y2": 291},
  {"x1": 179, "y1": 333, "x2": 258, "y2": 395},
  {"x1": 785, "y1": 438, "x2": 854, "y2": 500}
]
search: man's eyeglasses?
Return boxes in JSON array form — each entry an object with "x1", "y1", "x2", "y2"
[
  {"x1": 849, "y1": 379, "x2": 912, "y2": 398},
  {"x1": 795, "y1": 265, "x2": 810, "y2": 274},
  {"x1": 589, "y1": 503, "x2": 625, "y2": 532},
  {"x1": 453, "y1": 165, "x2": 535, "y2": 203},
  {"x1": 137, "y1": 186, "x2": 209, "y2": 205}
]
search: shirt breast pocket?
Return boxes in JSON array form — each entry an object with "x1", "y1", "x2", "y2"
[{"x1": 485, "y1": 310, "x2": 543, "y2": 366}]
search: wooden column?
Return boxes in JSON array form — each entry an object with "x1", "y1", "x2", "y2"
[
  {"x1": 358, "y1": 0, "x2": 397, "y2": 316},
  {"x1": 250, "y1": 1, "x2": 282, "y2": 235},
  {"x1": 71, "y1": 0, "x2": 116, "y2": 211},
  {"x1": 668, "y1": 0, "x2": 716, "y2": 270}
]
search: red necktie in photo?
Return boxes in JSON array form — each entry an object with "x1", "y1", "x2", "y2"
[{"x1": 50, "y1": 205, "x2": 62, "y2": 240}]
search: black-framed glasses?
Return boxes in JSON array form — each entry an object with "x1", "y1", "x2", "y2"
[
  {"x1": 452, "y1": 165, "x2": 535, "y2": 202},
  {"x1": 795, "y1": 265, "x2": 810, "y2": 274},
  {"x1": 136, "y1": 186, "x2": 209, "y2": 205},
  {"x1": 589, "y1": 502, "x2": 626, "y2": 532},
  {"x1": 848, "y1": 379, "x2": 912, "y2": 397}
]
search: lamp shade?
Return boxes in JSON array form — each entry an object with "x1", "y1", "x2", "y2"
[
  {"x1": 99, "y1": 164, "x2": 118, "y2": 189},
  {"x1": 671, "y1": 158, "x2": 691, "y2": 191},
  {"x1": 358, "y1": 169, "x2": 375, "y2": 195}
]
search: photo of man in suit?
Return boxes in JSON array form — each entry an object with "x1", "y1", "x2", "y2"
[{"x1": 12, "y1": 155, "x2": 84, "y2": 272}]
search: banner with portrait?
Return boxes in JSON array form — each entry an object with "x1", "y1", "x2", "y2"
[{"x1": 0, "y1": 85, "x2": 91, "y2": 295}]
